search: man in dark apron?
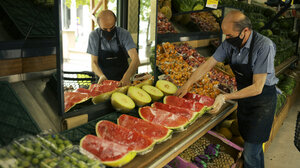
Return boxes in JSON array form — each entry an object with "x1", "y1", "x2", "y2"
[
  {"x1": 87, "y1": 10, "x2": 140, "y2": 86},
  {"x1": 176, "y1": 10, "x2": 278, "y2": 168}
]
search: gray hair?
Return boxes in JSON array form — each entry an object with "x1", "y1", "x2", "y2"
[{"x1": 233, "y1": 16, "x2": 252, "y2": 32}]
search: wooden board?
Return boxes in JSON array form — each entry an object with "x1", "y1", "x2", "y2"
[
  {"x1": 22, "y1": 55, "x2": 56, "y2": 73},
  {"x1": 123, "y1": 103, "x2": 237, "y2": 168},
  {"x1": 0, "y1": 58, "x2": 22, "y2": 76}
]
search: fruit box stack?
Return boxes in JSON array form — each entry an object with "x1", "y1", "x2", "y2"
[{"x1": 166, "y1": 131, "x2": 243, "y2": 168}]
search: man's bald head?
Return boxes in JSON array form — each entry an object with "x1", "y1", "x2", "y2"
[
  {"x1": 97, "y1": 10, "x2": 116, "y2": 30},
  {"x1": 222, "y1": 10, "x2": 252, "y2": 33}
]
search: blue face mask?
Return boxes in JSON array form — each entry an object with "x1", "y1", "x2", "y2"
[{"x1": 226, "y1": 30, "x2": 244, "y2": 48}]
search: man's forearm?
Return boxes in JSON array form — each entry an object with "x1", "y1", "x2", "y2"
[{"x1": 123, "y1": 57, "x2": 140, "y2": 80}]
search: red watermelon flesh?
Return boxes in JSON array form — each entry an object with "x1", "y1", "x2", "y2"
[
  {"x1": 96, "y1": 120, "x2": 154, "y2": 153},
  {"x1": 76, "y1": 88, "x2": 91, "y2": 96},
  {"x1": 152, "y1": 102, "x2": 195, "y2": 120},
  {"x1": 164, "y1": 96, "x2": 204, "y2": 112},
  {"x1": 139, "y1": 106, "x2": 189, "y2": 129},
  {"x1": 102, "y1": 80, "x2": 120, "y2": 87},
  {"x1": 183, "y1": 93, "x2": 215, "y2": 106},
  {"x1": 64, "y1": 92, "x2": 90, "y2": 112},
  {"x1": 118, "y1": 114, "x2": 171, "y2": 143},
  {"x1": 89, "y1": 84, "x2": 118, "y2": 97},
  {"x1": 80, "y1": 134, "x2": 133, "y2": 161}
]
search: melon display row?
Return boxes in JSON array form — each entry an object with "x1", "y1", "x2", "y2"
[
  {"x1": 111, "y1": 80, "x2": 178, "y2": 112},
  {"x1": 80, "y1": 114, "x2": 174, "y2": 167},
  {"x1": 139, "y1": 94, "x2": 215, "y2": 131}
]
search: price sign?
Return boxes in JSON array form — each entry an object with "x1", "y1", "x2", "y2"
[{"x1": 206, "y1": 0, "x2": 219, "y2": 9}]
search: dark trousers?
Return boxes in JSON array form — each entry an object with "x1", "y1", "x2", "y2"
[{"x1": 243, "y1": 141, "x2": 264, "y2": 168}]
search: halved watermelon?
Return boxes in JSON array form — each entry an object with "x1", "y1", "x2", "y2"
[
  {"x1": 89, "y1": 84, "x2": 119, "y2": 97},
  {"x1": 183, "y1": 93, "x2": 215, "y2": 109},
  {"x1": 80, "y1": 134, "x2": 136, "y2": 167},
  {"x1": 64, "y1": 92, "x2": 90, "y2": 112},
  {"x1": 139, "y1": 106, "x2": 190, "y2": 131},
  {"x1": 151, "y1": 102, "x2": 199, "y2": 125},
  {"x1": 76, "y1": 88, "x2": 91, "y2": 95},
  {"x1": 117, "y1": 114, "x2": 172, "y2": 143},
  {"x1": 164, "y1": 96, "x2": 206, "y2": 115},
  {"x1": 95, "y1": 120, "x2": 155, "y2": 154},
  {"x1": 102, "y1": 80, "x2": 120, "y2": 87}
]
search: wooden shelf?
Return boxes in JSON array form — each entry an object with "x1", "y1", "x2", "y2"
[
  {"x1": 123, "y1": 102, "x2": 237, "y2": 168},
  {"x1": 275, "y1": 56, "x2": 298, "y2": 76}
]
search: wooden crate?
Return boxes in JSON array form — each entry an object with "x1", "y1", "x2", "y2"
[
  {"x1": 0, "y1": 58, "x2": 22, "y2": 76},
  {"x1": 22, "y1": 55, "x2": 56, "y2": 73}
]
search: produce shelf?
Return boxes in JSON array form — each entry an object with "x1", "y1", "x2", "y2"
[
  {"x1": 172, "y1": 7, "x2": 224, "y2": 16},
  {"x1": 123, "y1": 102, "x2": 237, "y2": 168},
  {"x1": 157, "y1": 32, "x2": 220, "y2": 44},
  {"x1": 275, "y1": 56, "x2": 298, "y2": 76}
]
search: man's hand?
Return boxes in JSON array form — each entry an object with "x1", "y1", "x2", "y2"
[
  {"x1": 97, "y1": 75, "x2": 107, "y2": 84},
  {"x1": 120, "y1": 77, "x2": 131, "y2": 87},
  {"x1": 209, "y1": 94, "x2": 225, "y2": 114},
  {"x1": 175, "y1": 84, "x2": 189, "y2": 98}
]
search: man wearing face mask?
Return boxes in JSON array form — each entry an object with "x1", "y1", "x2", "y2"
[
  {"x1": 87, "y1": 10, "x2": 140, "y2": 86},
  {"x1": 176, "y1": 10, "x2": 278, "y2": 168}
]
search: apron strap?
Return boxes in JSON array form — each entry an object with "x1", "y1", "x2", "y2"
[{"x1": 247, "y1": 31, "x2": 257, "y2": 66}]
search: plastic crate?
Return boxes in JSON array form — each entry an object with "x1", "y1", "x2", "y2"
[
  {"x1": 294, "y1": 111, "x2": 300, "y2": 152},
  {"x1": 0, "y1": 0, "x2": 55, "y2": 38},
  {"x1": 63, "y1": 71, "x2": 98, "y2": 91},
  {"x1": 0, "y1": 81, "x2": 41, "y2": 146}
]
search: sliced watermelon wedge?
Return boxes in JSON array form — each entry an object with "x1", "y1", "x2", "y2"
[
  {"x1": 118, "y1": 114, "x2": 173, "y2": 144},
  {"x1": 101, "y1": 80, "x2": 120, "y2": 87},
  {"x1": 95, "y1": 120, "x2": 155, "y2": 154},
  {"x1": 183, "y1": 93, "x2": 215, "y2": 110},
  {"x1": 139, "y1": 106, "x2": 190, "y2": 131},
  {"x1": 89, "y1": 84, "x2": 119, "y2": 97},
  {"x1": 64, "y1": 92, "x2": 90, "y2": 112},
  {"x1": 163, "y1": 96, "x2": 206, "y2": 115},
  {"x1": 80, "y1": 134, "x2": 136, "y2": 167},
  {"x1": 151, "y1": 102, "x2": 199, "y2": 125}
]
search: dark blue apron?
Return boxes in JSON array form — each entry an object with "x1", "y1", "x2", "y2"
[
  {"x1": 97, "y1": 29, "x2": 129, "y2": 81},
  {"x1": 229, "y1": 31, "x2": 277, "y2": 143}
]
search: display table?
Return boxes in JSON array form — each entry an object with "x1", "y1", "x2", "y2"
[{"x1": 123, "y1": 102, "x2": 237, "y2": 168}]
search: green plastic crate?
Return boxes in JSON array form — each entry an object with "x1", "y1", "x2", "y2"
[{"x1": 0, "y1": 81, "x2": 41, "y2": 146}]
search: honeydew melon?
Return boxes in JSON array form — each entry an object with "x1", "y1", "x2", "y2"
[
  {"x1": 111, "y1": 92, "x2": 135, "y2": 113},
  {"x1": 127, "y1": 86, "x2": 152, "y2": 107}
]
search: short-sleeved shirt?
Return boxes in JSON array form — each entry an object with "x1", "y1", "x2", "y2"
[
  {"x1": 87, "y1": 27, "x2": 136, "y2": 56},
  {"x1": 213, "y1": 31, "x2": 278, "y2": 86}
]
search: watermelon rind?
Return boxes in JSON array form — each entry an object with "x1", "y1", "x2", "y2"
[
  {"x1": 142, "y1": 85, "x2": 164, "y2": 101},
  {"x1": 64, "y1": 92, "x2": 90, "y2": 112},
  {"x1": 138, "y1": 108, "x2": 189, "y2": 132},
  {"x1": 92, "y1": 86, "x2": 129, "y2": 104},
  {"x1": 127, "y1": 86, "x2": 152, "y2": 107},
  {"x1": 111, "y1": 92, "x2": 135, "y2": 112},
  {"x1": 95, "y1": 121, "x2": 155, "y2": 155},
  {"x1": 117, "y1": 115, "x2": 173, "y2": 144},
  {"x1": 80, "y1": 135, "x2": 137, "y2": 167}
]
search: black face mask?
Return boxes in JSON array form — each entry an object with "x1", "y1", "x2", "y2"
[
  {"x1": 226, "y1": 30, "x2": 244, "y2": 48},
  {"x1": 101, "y1": 27, "x2": 116, "y2": 41}
]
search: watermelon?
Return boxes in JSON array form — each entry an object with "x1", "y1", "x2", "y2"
[
  {"x1": 76, "y1": 88, "x2": 91, "y2": 95},
  {"x1": 89, "y1": 84, "x2": 119, "y2": 97},
  {"x1": 95, "y1": 120, "x2": 155, "y2": 154},
  {"x1": 117, "y1": 114, "x2": 173, "y2": 143},
  {"x1": 80, "y1": 135, "x2": 136, "y2": 167},
  {"x1": 164, "y1": 96, "x2": 206, "y2": 115},
  {"x1": 139, "y1": 106, "x2": 190, "y2": 131},
  {"x1": 152, "y1": 102, "x2": 199, "y2": 125},
  {"x1": 64, "y1": 92, "x2": 90, "y2": 112},
  {"x1": 183, "y1": 93, "x2": 215, "y2": 110},
  {"x1": 101, "y1": 80, "x2": 120, "y2": 87}
]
